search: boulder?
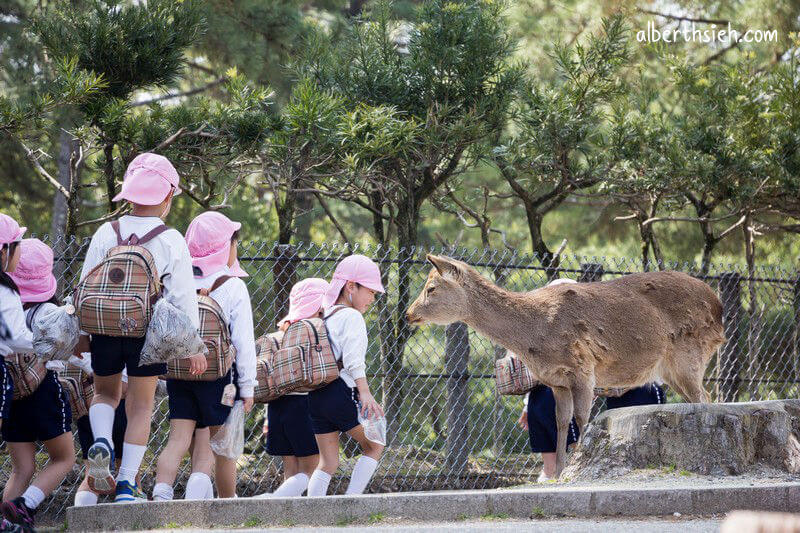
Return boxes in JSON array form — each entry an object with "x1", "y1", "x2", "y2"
[{"x1": 563, "y1": 400, "x2": 800, "y2": 480}]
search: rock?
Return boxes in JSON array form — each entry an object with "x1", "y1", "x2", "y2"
[{"x1": 563, "y1": 400, "x2": 800, "y2": 480}]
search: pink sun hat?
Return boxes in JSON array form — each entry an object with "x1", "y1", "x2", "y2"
[
  {"x1": 112, "y1": 153, "x2": 182, "y2": 206},
  {"x1": 322, "y1": 254, "x2": 385, "y2": 308},
  {"x1": 9, "y1": 239, "x2": 57, "y2": 303},
  {"x1": 0, "y1": 214, "x2": 26, "y2": 245},
  {"x1": 279, "y1": 278, "x2": 331, "y2": 327},
  {"x1": 185, "y1": 211, "x2": 246, "y2": 278}
]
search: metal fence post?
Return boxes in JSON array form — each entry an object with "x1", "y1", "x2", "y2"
[
  {"x1": 445, "y1": 322, "x2": 470, "y2": 473},
  {"x1": 718, "y1": 272, "x2": 742, "y2": 402},
  {"x1": 579, "y1": 263, "x2": 605, "y2": 282},
  {"x1": 794, "y1": 275, "x2": 800, "y2": 394}
]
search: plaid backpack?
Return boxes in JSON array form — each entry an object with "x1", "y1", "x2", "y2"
[
  {"x1": 7, "y1": 352, "x2": 47, "y2": 400},
  {"x1": 164, "y1": 276, "x2": 235, "y2": 381},
  {"x1": 254, "y1": 333, "x2": 283, "y2": 403},
  {"x1": 74, "y1": 220, "x2": 167, "y2": 338},
  {"x1": 495, "y1": 353, "x2": 538, "y2": 395},
  {"x1": 56, "y1": 362, "x2": 94, "y2": 420}
]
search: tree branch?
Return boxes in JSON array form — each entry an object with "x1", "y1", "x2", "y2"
[
  {"x1": 19, "y1": 141, "x2": 71, "y2": 200},
  {"x1": 132, "y1": 77, "x2": 226, "y2": 107},
  {"x1": 636, "y1": 9, "x2": 729, "y2": 26}
]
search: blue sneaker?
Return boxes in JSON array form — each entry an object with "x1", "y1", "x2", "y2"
[
  {"x1": 115, "y1": 480, "x2": 147, "y2": 504},
  {"x1": 86, "y1": 437, "x2": 116, "y2": 494}
]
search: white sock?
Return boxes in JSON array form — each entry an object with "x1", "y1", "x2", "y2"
[
  {"x1": 21, "y1": 485, "x2": 45, "y2": 510},
  {"x1": 184, "y1": 472, "x2": 213, "y2": 500},
  {"x1": 73, "y1": 490, "x2": 99, "y2": 507},
  {"x1": 152, "y1": 483, "x2": 174, "y2": 501},
  {"x1": 273, "y1": 473, "x2": 309, "y2": 497},
  {"x1": 306, "y1": 470, "x2": 331, "y2": 497},
  {"x1": 116, "y1": 442, "x2": 146, "y2": 484},
  {"x1": 88, "y1": 403, "x2": 115, "y2": 448},
  {"x1": 345, "y1": 456, "x2": 379, "y2": 495}
]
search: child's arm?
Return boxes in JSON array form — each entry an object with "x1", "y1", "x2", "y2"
[
  {"x1": 79, "y1": 223, "x2": 113, "y2": 281},
  {"x1": 339, "y1": 311, "x2": 383, "y2": 419},
  {"x1": 164, "y1": 234, "x2": 200, "y2": 330},
  {"x1": 229, "y1": 280, "x2": 256, "y2": 412}
]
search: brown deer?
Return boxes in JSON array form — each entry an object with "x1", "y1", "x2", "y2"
[{"x1": 407, "y1": 254, "x2": 725, "y2": 477}]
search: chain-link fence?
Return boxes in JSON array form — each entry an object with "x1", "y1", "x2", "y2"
[{"x1": 10, "y1": 237, "x2": 800, "y2": 521}]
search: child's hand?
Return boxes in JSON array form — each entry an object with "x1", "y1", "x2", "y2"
[
  {"x1": 242, "y1": 396, "x2": 254, "y2": 413},
  {"x1": 360, "y1": 392, "x2": 384, "y2": 420},
  {"x1": 517, "y1": 409, "x2": 528, "y2": 430},
  {"x1": 74, "y1": 335, "x2": 90, "y2": 358},
  {"x1": 188, "y1": 353, "x2": 207, "y2": 375}
]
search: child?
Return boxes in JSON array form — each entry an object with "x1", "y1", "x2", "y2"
[
  {"x1": 258, "y1": 278, "x2": 327, "y2": 498},
  {"x1": 2, "y1": 238, "x2": 75, "y2": 530},
  {"x1": 152, "y1": 211, "x2": 255, "y2": 502},
  {"x1": 79, "y1": 153, "x2": 200, "y2": 503},
  {"x1": 306, "y1": 254, "x2": 385, "y2": 497}
]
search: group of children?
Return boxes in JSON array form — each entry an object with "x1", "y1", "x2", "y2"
[{"x1": 0, "y1": 153, "x2": 386, "y2": 532}]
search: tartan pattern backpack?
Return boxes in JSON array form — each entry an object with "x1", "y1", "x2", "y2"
[
  {"x1": 74, "y1": 220, "x2": 167, "y2": 338},
  {"x1": 56, "y1": 363, "x2": 94, "y2": 420},
  {"x1": 494, "y1": 353, "x2": 538, "y2": 396},
  {"x1": 164, "y1": 276, "x2": 235, "y2": 381},
  {"x1": 254, "y1": 332, "x2": 282, "y2": 403},
  {"x1": 7, "y1": 352, "x2": 47, "y2": 400}
]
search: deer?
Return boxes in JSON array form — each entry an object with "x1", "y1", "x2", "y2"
[{"x1": 406, "y1": 254, "x2": 725, "y2": 477}]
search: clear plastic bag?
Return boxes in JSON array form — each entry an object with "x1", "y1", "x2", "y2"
[
  {"x1": 139, "y1": 299, "x2": 206, "y2": 367},
  {"x1": 210, "y1": 400, "x2": 245, "y2": 459},
  {"x1": 32, "y1": 302, "x2": 80, "y2": 361},
  {"x1": 358, "y1": 409, "x2": 387, "y2": 447}
]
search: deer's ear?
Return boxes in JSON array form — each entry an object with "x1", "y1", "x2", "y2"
[{"x1": 427, "y1": 254, "x2": 462, "y2": 280}]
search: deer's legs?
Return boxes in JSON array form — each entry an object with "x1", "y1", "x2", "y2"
[
  {"x1": 551, "y1": 386, "x2": 574, "y2": 478},
  {"x1": 570, "y1": 377, "x2": 594, "y2": 435},
  {"x1": 664, "y1": 355, "x2": 711, "y2": 403}
]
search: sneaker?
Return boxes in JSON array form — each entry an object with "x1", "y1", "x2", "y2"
[
  {"x1": 114, "y1": 480, "x2": 147, "y2": 504},
  {"x1": 86, "y1": 438, "x2": 115, "y2": 494},
  {"x1": 0, "y1": 498, "x2": 33, "y2": 532},
  {"x1": 0, "y1": 518, "x2": 23, "y2": 533}
]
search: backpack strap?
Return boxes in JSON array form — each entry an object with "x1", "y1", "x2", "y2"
[
  {"x1": 111, "y1": 220, "x2": 169, "y2": 246},
  {"x1": 198, "y1": 275, "x2": 233, "y2": 297},
  {"x1": 323, "y1": 305, "x2": 349, "y2": 370},
  {"x1": 24, "y1": 303, "x2": 44, "y2": 331}
]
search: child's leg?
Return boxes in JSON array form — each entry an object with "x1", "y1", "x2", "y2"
[
  {"x1": 307, "y1": 432, "x2": 339, "y2": 497},
  {"x1": 117, "y1": 375, "x2": 158, "y2": 484},
  {"x1": 87, "y1": 373, "x2": 123, "y2": 493},
  {"x1": 282, "y1": 456, "x2": 299, "y2": 480},
  {"x1": 208, "y1": 424, "x2": 237, "y2": 498},
  {"x1": 153, "y1": 419, "x2": 196, "y2": 501},
  {"x1": 74, "y1": 469, "x2": 99, "y2": 507},
  {"x1": 298, "y1": 454, "x2": 320, "y2": 477},
  {"x1": 3, "y1": 442, "x2": 37, "y2": 501},
  {"x1": 344, "y1": 425, "x2": 383, "y2": 495},
  {"x1": 541, "y1": 452, "x2": 557, "y2": 478},
  {"x1": 271, "y1": 455, "x2": 317, "y2": 497},
  {"x1": 185, "y1": 428, "x2": 214, "y2": 500},
  {"x1": 26, "y1": 432, "x2": 76, "y2": 503}
]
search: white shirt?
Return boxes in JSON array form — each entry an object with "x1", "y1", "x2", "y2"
[
  {"x1": 0, "y1": 285, "x2": 32, "y2": 356},
  {"x1": 195, "y1": 268, "x2": 257, "y2": 398},
  {"x1": 80, "y1": 215, "x2": 200, "y2": 329},
  {"x1": 324, "y1": 305, "x2": 368, "y2": 388}
]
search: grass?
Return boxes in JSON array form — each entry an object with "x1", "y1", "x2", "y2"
[
  {"x1": 335, "y1": 515, "x2": 356, "y2": 526},
  {"x1": 480, "y1": 512, "x2": 510, "y2": 520},
  {"x1": 243, "y1": 516, "x2": 262, "y2": 528},
  {"x1": 662, "y1": 463, "x2": 676, "y2": 473},
  {"x1": 282, "y1": 519, "x2": 297, "y2": 527},
  {"x1": 679, "y1": 469, "x2": 692, "y2": 477},
  {"x1": 368, "y1": 512, "x2": 386, "y2": 524},
  {"x1": 531, "y1": 506, "x2": 546, "y2": 518},
  {"x1": 456, "y1": 514, "x2": 470, "y2": 521}
]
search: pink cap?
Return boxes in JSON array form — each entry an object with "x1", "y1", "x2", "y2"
[
  {"x1": 279, "y1": 278, "x2": 331, "y2": 326},
  {"x1": 185, "y1": 211, "x2": 243, "y2": 278},
  {"x1": 9, "y1": 239, "x2": 57, "y2": 303},
  {"x1": 0, "y1": 214, "x2": 26, "y2": 245},
  {"x1": 323, "y1": 254, "x2": 385, "y2": 308},
  {"x1": 227, "y1": 259, "x2": 248, "y2": 278},
  {"x1": 112, "y1": 153, "x2": 182, "y2": 206}
]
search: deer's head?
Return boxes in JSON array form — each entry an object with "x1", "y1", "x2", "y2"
[{"x1": 406, "y1": 254, "x2": 471, "y2": 326}]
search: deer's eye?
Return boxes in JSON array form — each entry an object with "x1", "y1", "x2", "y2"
[{"x1": 427, "y1": 286, "x2": 435, "y2": 294}]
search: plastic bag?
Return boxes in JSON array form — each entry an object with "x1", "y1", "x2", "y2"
[
  {"x1": 210, "y1": 400, "x2": 245, "y2": 459},
  {"x1": 139, "y1": 299, "x2": 205, "y2": 367},
  {"x1": 32, "y1": 302, "x2": 80, "y2": 361},
  {"x1": 358, "y1": 409, "x2": 387, "y2": 447}
]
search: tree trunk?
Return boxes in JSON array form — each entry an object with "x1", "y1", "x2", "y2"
[
  {"x1": 524, "y1": 210, "x2": 557, "y2": 279},
  {"x1": 445, "y1": 322, "x2": 470, "y2": 472},
  {"x1": 51, "y1": 131, "x2": 75, "y2": 295},
  {"x1": 293, "y1": 189, "x2": 314, "y2": 244},
  {"x1": 275, "y1": 192, "x2": 295, "y2": 245},
  {"x1": 103, "y1": 143, "x2": 116, "y2": 213}
]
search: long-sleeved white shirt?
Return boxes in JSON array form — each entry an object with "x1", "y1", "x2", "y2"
[
  {"x1": 195, "y1": 267, "x2": 257, "y2": 398},
  {"x1": 324, "y1": 305, "x2": 368, "y2": 388},
  {"x1": 80, "y1": 215, "x2": 200, "y2": 329},
  {"x1": 0, "y1": 285, "x2": 32, "y2": 356}
]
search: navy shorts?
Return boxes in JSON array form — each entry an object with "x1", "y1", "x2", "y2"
[
  {"x1": 526, "y1": 385, "x2": 580, "y2": 453},
  {"x1": 76, "y1": 399, "x2": 127, "y2": 460},
  {"x1": 90, "y1": 334, "x2": 167, "y2": 377},
  {"x1": 606, "y1": 383, "x2": 665, "y2": 410},
  {"x1": 167, "y1": 372, "x2": 233, "y2": 429},
  {"x1": 0, "y1": 360, "x2": 13, "y2": 421},
  {"x1": 2, "y1": 371, "x2": 72, "y2": 443},
  {"x1": 267, "y1": 394, "x2": 319, "y2": 457},
  {"x1": 308, "y1": 378, "x2": 360, "y2": 435}
]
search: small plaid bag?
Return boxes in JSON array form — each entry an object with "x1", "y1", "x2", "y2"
[
  {"x1": 56, "y1": 363, "x2": 94, "y2": 420},
  {"x1": 74, "y1": 221, "x2": 167, "y2": 338},
  {"x1": 254, "y1": 333, "x2": 282, "y2": 403},
  {"x1": 7, "y1": 353, "x2": 47, "y2": 400},
  {"x1": 495, "y1": 353, "x2": 538, "y2": 396},
  {"x1": 165, "y1": 277, "x2": 234, "y2": 381},
  {"x1": 286, "y1": 315, "x2": 342, "y2": 392}
]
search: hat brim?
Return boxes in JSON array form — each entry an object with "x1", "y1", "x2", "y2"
[
  {"x1": 112, "y1": 184, "x2": 181, "y2": 205},
  {"x1": 228, "y1": 260, "x2": 248, "y2": 278},
  {"x1": 13, "y1": 274, "x2": 57, "y2": 304},
  {"x1": 323, "y1": 278, "x2": 347, "y2": 309},
  {"x1": 191, "y1": 246, "x2": 231, "y2": 278}
]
